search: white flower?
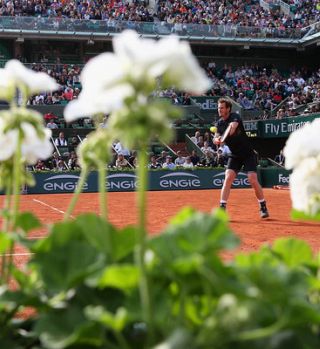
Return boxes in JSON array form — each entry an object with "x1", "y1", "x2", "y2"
[
  {"x1": 64, "y1": 84, "x2": 134, "y2": 122},
  {"x1": 81, "y1": 52, "x2": 125, "y2": 90},
  {"x1": 21, "y1": 123, "x2": 53, "y2": 165},
  {"x1": 5, "y1": 60, "x2": 59, "y2": 94},
  {"x1": 63, "y1": 30, "x2": 211, "y2": 121},
  {"x1": 0, "y1": 118, "x2": 18, "y2": 161},
  {"x1": 0, "y1": 69, "x2": 15, "y2": 101},
  {"x1": 113, "y1": 30, "x2": 167, "y2": 79},
  {"x1": 0, "y1": 69, "x2": 13, "y2": 90},
  {"x1": 155, "y1": 35, "x2": 211, "y2": 93},
  {"x1": 284, "y1": 119, "x2": 320, "y2": 169},
  {"x1": 289, "y1": 156, "x2": 320, "y2": 215},
  {"x1": 113, "y1": 31, "x2": 211, "y2": 93}
]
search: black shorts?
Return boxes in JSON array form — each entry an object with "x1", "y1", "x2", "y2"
[{"x1": 227, "y1": 153, "x2": 257, "y2": 173}]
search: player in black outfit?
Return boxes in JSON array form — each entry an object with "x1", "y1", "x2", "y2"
[{"x1": 214, "y1": 98, "x2": 269, "y2": 218}]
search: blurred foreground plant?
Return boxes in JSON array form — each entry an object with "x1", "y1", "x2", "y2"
[
  {"x1": 284, "y1": 118, "x2": 320, "y2": 221},
  {"x1": 1, "y1": 31, "x2": 320, "y2": 349}
]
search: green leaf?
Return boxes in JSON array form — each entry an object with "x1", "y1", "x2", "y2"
[
  {"x1": 291, "y1": 209, "x2": 320, "y2": 222},
  {"x1": 85, "y1": 306, "x2": 128, "y2": 332},
  {"x1": 35, "y1": 306, "x2": 104, "y2": 349},
  {"x1": 63, "y1": 214, "x2": 135, "y2": 262},
  {"x1": 0, "y1": 231, "x2": 12, "y2": 253},
  {"x1": 112, "y1": 226, "x2": 136, "y2": 261},
  {"x1": 149, "y1": 208, "x2": 238, "y2": 264},
  {"x1": 75, "y1": 214, "x2": 115, "y2": 256},
  {"x1": 31, "y1": 240, "x2": 105, "y2": 291},
  {"x1": 98, "y1": 264, "x2": 139, "y2": 291},
  {"x1": 14, "y1": 212, "x2": 42, "y2": 232},
  {"x1": 272, "y1": 238, "x2": 313, "y2": 267},
  {"x1": 32, "y1": 220, "x2": 84, "y2": 253},
  {"x1": 153, "y1": 329, "x2": 194, "y2": 349}
]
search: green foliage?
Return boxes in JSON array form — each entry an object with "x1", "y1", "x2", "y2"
[
  {"x1": 291, "y1": 209, "x2": 320, "y2": 222},
  {"x1": 1, "y1": 210, "x2": 320, "y2": 349}
]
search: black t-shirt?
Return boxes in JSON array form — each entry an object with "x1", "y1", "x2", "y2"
[{"x1": 216, "y1": 113, "x2": 253, "y2": 158}]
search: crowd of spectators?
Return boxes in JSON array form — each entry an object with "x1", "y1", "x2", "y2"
[
  {"x1": 0, "y1": 0, "x2": 319, "y2": 34},
  {"x1": 0, "y1": 0, "x2": 154, "y2": 22},
  {"x1": 25, "y1": 59, "x2": 320, "y2": 121},
  {"x1": 156, "y1": 0, "x2": 319, "y2": 32},
  {"x1": 204, "y1": 62, "x2": 320, "y2": 114},
  {"x1": 27, "y1": 61, "x2": 81, "y2": 105},
  {"x1": 39, "y1": 129, "x2": 230, "y2": 173}
]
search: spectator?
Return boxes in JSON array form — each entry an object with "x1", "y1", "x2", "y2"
[
  {"x1": 67, "y1": 151, "x2": 80, "y2": 170},
  {"x1": 129, "y1": 151, "x2": 138, "y2": 168},
  {"x1": 201, "y1": 141, "x2": 215, "y2": 155},
  {"x1": 216, "y1": 149, "x2": 226, "y2": 167},
  {"x1": 148, "y1": 155, "x2": 162, "y2": 169},
  {"x1": 55, "y1": 132, "x2": 68, "y2": 146},
  {"x1": 34, "y1": 159, "x2": 49, "y2": 171},
  {"x1": 183, "y1": 156, "x2": 194, "y2": 169},
  {"x1": 190, "y1": 150, "x2": 200, "y2": 166},
  {"x1": 162, "y1": 156, "x2": 176, "y2": 170},
  {"x1": 200, "y1": 150, "x2": 216, "y2": 167},
  {"x1": 218, "y1": 143, "x2": 232, "y2": 158},
  {"x1": 46, "y1": 118, "x2": 59, "y2": 129},
  {"x1": 70, "y1": 136, "x2": 79, "y2": 148},
  {"x1": 57, "y1": 159, "x2": 67, "y2": 172},
  {"x1": 115, "y1": 153, "x2": 129, "y2": 169},
  {"x1": 156, "y1": 150, "x2": 168, "y2": 165},
  {"x1": 174, "y1": 150, "x2": 185, "y2": 166},
  {"x1": 190, "y1": 131, "x2": 201, "y2": 145},
  {"x1": 274, "y1": 149, "x2": 285, "y2": 166},
  {"x1": 113, "y1": 140, "x2": 130, "y2": 157}
]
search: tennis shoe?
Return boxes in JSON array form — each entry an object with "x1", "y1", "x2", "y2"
[
  {"x1": 260, "y1": 202, "x2": 269, "y2": 218},
  {"x1": 219, "y1": 203, "x2": 226, "y2": 210}
]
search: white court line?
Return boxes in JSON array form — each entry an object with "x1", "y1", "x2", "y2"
[
  {"x1": 32, "y1": 198, "x2": 74, "y2": 218},
  {"x1": 0, "y1": 200, "x2": 74, "y2": 257}
]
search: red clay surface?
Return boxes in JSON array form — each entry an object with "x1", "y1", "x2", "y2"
[{"x1": 1, "y1": 188, "x2": 320, "y2": 268}]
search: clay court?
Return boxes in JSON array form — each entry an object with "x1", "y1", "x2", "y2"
[{"x1": 3, "y1": 188, "x2": 319, "y2": 269}]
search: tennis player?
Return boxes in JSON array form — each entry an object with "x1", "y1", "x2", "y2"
[{"x1": 214, "y1": 98, "x2": 269, "y2": 218}]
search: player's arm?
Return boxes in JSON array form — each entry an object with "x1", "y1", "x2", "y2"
[
  {"x1": 213, "y1": 132, "x2": 222, "y2": 145},
  {"x1": 229, "y1": 121, "x2": 239, "y2": 136}
]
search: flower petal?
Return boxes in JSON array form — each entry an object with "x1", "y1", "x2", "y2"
[
  {"x1": 21, "y1": 123, "x2": 53, "y2": 164},
  {"x1": 5, "y1": 59, "x2": 59, "y2": 93},
  {"x1": 64, "y1": 84, "x2": 134, "y2": 122},
  {"x1": 284, "y1": 119, "x2": 320, "y2": 169},
  {"x1": 290, "y1": 156, "x2": 320, "y2": 215}
]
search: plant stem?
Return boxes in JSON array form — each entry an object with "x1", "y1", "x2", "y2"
[
  {"x1": 98, "y1": 162, "x2": 107, "y2": 220},
  {"x1": 63, "y1": 167, "x2": 88, "y2": 221},
  {"x1": 0, "y1": 186, "x2": 12, "y2": 284},
  {"x1": 114, "y1": 331, "x2": 131, "y2": 349},
  {"x1": 136, "y1": 144, "x2": 153, "y2": 340},
  {"x1": 236, "y1": 318, "x2": 287, "y2": 341},
  {"x1": 6, "y1": 131, "x2": 22, "y2": 282}
]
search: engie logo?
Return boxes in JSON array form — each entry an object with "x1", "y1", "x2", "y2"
[
  {"x1": 212, "y1": 172, "x2": 250, "y2": 187},
  {"x1": 107, "y1": 173, "x2": 138, "y2": 190},
  {"x1": 278, "y1": 173, "x2": 290, "y2": 184},
  {"x1": 159, "y1": 172, "x2": 201, "y2": 189},
  {"x1": 43, "y1": 175, "x2": 88, "y2": 191}
]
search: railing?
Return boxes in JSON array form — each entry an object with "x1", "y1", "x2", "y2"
[
  {"x1": 277, "y1": 0, "x2": 292, "y2": 16},
  {"x1": 260, "y1": 0, "x2": 271, "y2": 11},
  {"x1": 301, "y1": 21, "x2": 320, "y2": 38},
  {"x1": 0, "y1": 16, "x2": 304, "y2": 40}
]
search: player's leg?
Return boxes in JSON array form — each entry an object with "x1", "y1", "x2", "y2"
[
  {"x1": 247, "y1": 172, "x2": 269, "y2": 218},
  {"x1": 245, "y1": 155, "x2": 269, "y2": 218},
  {"x1": 247, "y1": 171, "x2": 264, "y2": 200},
  {"x1": 219, "y1": 157, "x2": 240, "y2": 209}
]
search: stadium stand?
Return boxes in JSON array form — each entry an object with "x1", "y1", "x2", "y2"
[{"x1": 0, "y1": 0, "x2": 319, "y2": 169}]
